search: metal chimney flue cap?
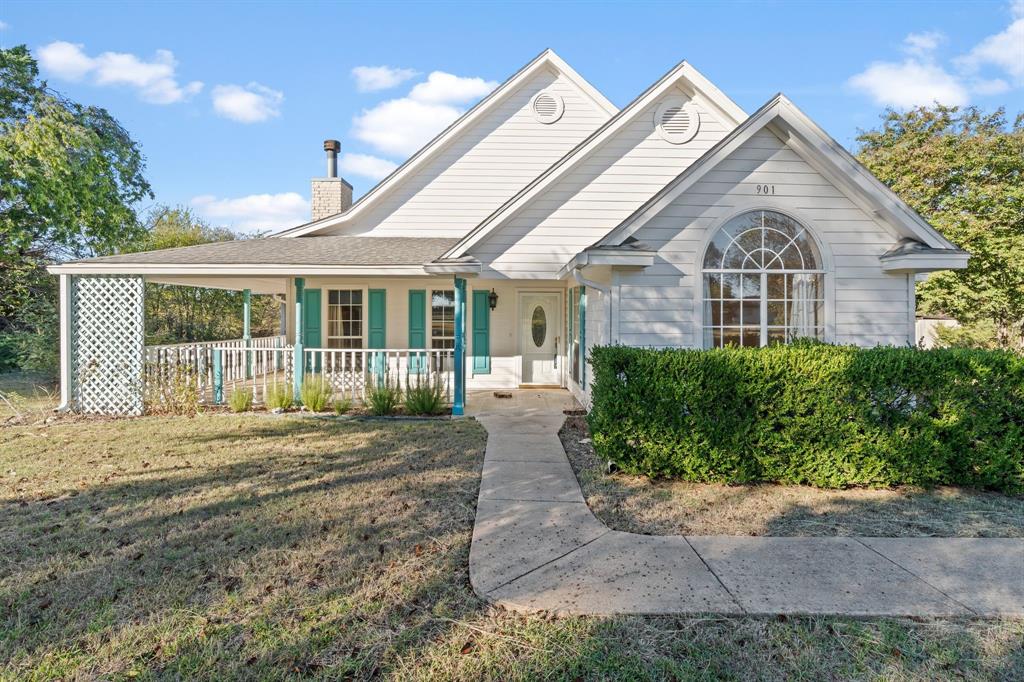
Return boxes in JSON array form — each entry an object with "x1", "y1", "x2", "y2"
[{"x1": 323, "y1": 139, "x2": 341, "y2": 153}]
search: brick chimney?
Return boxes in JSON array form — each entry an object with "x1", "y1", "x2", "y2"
[{"x1": 311, "y1": 139, "x2": 353, "y2": 221}]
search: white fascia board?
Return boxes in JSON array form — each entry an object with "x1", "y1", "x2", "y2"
[
  {"x1": 47, "y1": 263, "x2": 432, "y2": 276},
  {"x1": 274, "y1": 49, "x2": 617, "y2": 239},
  {"x1": 422, "y1": 261, "x2": 483, "y2": 274},
  {"x1": 555, "y1": 250, "x2": 655, "y2": 279},
  {"x1": 880, "y1": 252, "x2": 969, "y2": 273},
  {"x1": 441, "y1": 60, "x2": 748, "y2": 260}
]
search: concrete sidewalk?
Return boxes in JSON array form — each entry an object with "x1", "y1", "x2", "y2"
[{"x1": 467, "y1": 393, "x2": 1024, "y2": 617}]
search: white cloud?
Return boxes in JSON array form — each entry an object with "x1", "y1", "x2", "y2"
[
  {"x1": 36, "y1": 41, "x2": 202, "y2": 104},
  {"x1": 0, "y1": 21, "x2": 9, "y2": 30},
  {"x1": 351, "y1": 65, "x2": 418, "y2": 92},
  {"x1": 338, "y1": 153, "x2": 398, "y2": 181},
  {"x1": 408, "y1": 71, "x2": 498, "y2": 104},
  {"x1": 211, "y1": 82, "x2": 283, "y2": 123},
  {"x1": 190, "y1": 192, "x2": 309, "y2": 232},
  {"x1": 848, "y1": 60, "x2": 970, "y2": 107},
  {"x1": 902, "y1": 31, "x2": 945, "y2": 57},
  {"x1": 954, "y1": 7, "x2": 1024, "y2": 82},
  {"x1": 350, "y1": 70, "x2": 498, "y2": 158},
  {"x1": 848, "y1": 3, "x2": 1024, "y2": 108}
]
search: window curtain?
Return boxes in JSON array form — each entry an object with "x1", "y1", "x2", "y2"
[{"x1": 788, "y1": 274, "x2": 816, "y2": 339}]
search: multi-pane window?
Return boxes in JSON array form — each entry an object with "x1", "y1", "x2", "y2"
[
  {"x1": 431, "y1": 290, "x2": 455, "y2": 350},
  {"x1": 702, "y1": 210, "x2": 825, "y2": 348},
  {"x1": 327, "y1": 289, "x2": 363, "y2": 349}
]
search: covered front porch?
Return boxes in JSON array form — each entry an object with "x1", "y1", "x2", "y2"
[{"x1": 50, "y1": 270, "x2": 594, "y2": 416}]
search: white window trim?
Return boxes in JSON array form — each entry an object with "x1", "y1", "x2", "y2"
[
  {"x1": 326, "y1": 287, "x2": 366, "y2": 350},
  {"x1": 692, "y1": 203, "x2": 835, "y2": 348},
  {"x1": 430, "y1": 288, "x2": 456, "y2": 350}
]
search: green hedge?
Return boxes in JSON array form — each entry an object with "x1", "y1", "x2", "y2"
[{"x1": 587, "y1": 343, "x2": 1024, "y2": 493}]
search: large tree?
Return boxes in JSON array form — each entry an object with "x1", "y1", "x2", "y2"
[
  {"x1": 856, "y1": 105, "x2": 1024, "y2": 349},
  {"x1": 0, "y1": 45, "x2": 152, "y2": 371},
  {"x1": 131, "y1": 207, "x2": 280, "y2": 344}
]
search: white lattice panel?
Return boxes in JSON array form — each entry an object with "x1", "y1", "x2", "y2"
[{"x1": 71, "y1": 276, "x2": 145, "y2": 415}]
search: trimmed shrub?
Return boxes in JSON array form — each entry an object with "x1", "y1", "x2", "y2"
[
  {"x1": 588, "y1": 342, "x2": 1024, "y2": 493},
  {"x1": 265, "y1": 383, "x2": 292, "y2": 411},
  {"x1": 366, "y1": 374, "x2": 402, "y2": 416},
  {"x1": 228, "y1": 387, "x2": 253, "y2": 413},
  {"x1": 404, "y1": 372, "x2": 446, "y2": 415},
  {"x1": 300, "y1": 374, "x2": 333, "y2": 412}
]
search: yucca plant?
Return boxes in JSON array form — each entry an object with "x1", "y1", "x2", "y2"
[
  {"x1": 265, "y1": 382, "x2": 293, "y2": 411},
  {"x1": 228, "y1": 387, "x2": 253, "y2": 413},
  {"x1": 365, "y1": 373, "x2": 402, "y2": 416},
  {"x1": 404, "y1": 372, "x2": 445, "y2": 415},
  {"x1": 300, "y1": 374, "x2": 333, "y2": 412}
]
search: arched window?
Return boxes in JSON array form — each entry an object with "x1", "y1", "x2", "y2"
[{"x1": 702, "y1": 210, "x2": 825, "y2": 348}]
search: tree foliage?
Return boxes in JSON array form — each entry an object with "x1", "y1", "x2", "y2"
[
  {"x1": 856, "y1": 105, "x2": 1024, "y2": 349},
  {"x1": 0, "y1": 45, "x2": 152, "y2": 371},
  {"x1": 131, "y1": 207, "x2": 280, "y2": 344}
]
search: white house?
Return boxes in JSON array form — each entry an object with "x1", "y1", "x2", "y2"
[{"x1": 48, "y1": 50, "x2": 968, "y2": 415}]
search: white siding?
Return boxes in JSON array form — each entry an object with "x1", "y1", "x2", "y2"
[
  {"x1": 617, "y1": 129, "x2": 914, "y2": 348},
  {"x1": 321, "y1": 69, "x2": 609, "y2": 238},
  {"x1": 471, "y1": 87, "x2": 733, "y2": 278}
]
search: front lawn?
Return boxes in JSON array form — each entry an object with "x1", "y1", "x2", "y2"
[
  {"x1": 1, "y1": 412, "x2": 1021, "y2": 680},
  {"x1": 561, "y1": 416, "x2": 1024, "y2": 538}
]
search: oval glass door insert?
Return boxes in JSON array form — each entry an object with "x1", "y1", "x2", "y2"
[{"x1": 531, "y1": 306, "x2": 547, "y2": 348}]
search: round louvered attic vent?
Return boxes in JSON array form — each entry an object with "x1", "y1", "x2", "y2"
[
  {"x1": 655, "y1": 100, "x2": 700, "y2": 144},
  {"x1": 530, "y1": 90, "x2": 564, "y2": 124}
]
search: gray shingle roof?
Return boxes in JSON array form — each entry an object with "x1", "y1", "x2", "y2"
[{"x1": 71, "y1": 236, "x2": 462, "y2": 266}]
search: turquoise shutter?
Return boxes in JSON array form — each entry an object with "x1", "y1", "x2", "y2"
[
  {"x1": 578, "y1": 286, "x2": 586, "y2": 388},
  {"x1": 303, "y1": 289, "x2": 322, "y2": 372},
  {"x1": 471, "y1": 290, "x2": 491, "y2": 374},
  {"x1": 408, "y1": 289, "x2": 426, "y2": 372},
  {"x1": 368, "y1": 289, "x2": 386, "y2": 380}
]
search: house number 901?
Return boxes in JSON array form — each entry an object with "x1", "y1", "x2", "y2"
[{"x1": 755, "y1": 184, "x2": 775, "y2": 195}]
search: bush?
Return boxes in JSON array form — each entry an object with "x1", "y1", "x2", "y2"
[
  {"x1": 144, "y1": 364, "x2": 201, "y2": 416},
  {"x1": 300, "y1": 374, "x2": 333, "y2": 412},
  {"x1": 265, "y1": 382, "x2": 292, "y2": 411},
  {"x1": 366, "y1": 373, "x2": 402, "y2": 416},
  {"x1": 333, "y1": 397, "x2": 352, "y2": 415},
  {"x1": 404, "y1": 372, "x2": 446, "y2": 415},
  {"x1": 588, "y1": 343, "x2": 1024, "y2": 493},
  {"x1": 228, "y1": 387, "x2": 253, "y2": 413}
]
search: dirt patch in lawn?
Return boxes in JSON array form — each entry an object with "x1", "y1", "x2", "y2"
[
  {"x1": 2, "y1": 413, "x2": 1021, "y2": 679},
  {"x1": 561, "y1": 416, "x2": 1024, "y2": 538}
]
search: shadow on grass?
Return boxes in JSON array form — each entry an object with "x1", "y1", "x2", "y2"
[{"x1": 0, "y1": 416, "x2": 491, "y2": 678}]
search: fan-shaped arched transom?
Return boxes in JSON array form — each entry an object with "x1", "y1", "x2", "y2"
[{"x1": 702, "y1": 210, "x2": 825, "y2": 348}]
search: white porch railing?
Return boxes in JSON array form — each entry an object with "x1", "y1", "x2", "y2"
[
  {"x1": 144, "y1": 335, "x2": 287, "y2": 406},
  {"x1": 303, "y1": 347, "x2": 455, "y2": 404},
  {"x1": 143, "y1": 338, "x2": 454, "y2": 407}
]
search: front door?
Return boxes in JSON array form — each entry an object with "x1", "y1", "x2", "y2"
[{"x1": 520, "y1": 293, "x2": 560, "y2": 385}]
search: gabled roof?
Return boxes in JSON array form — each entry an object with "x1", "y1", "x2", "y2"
[
  {"x1": 438, "y1": 60, "x2": 748, "y2": 259},
  {"x1": 276, "y1": 49, "x2": 617, "y2": 239},
  {"x1": 596, "y1": 94, "x2": 962, "y2": 252}
]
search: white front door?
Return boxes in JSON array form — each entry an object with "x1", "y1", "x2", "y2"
[{"x1": 520, "y1": 293, "x2": 561, "y2": 385}]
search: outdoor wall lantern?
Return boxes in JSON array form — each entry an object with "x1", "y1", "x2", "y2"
[{"x1": 488, "y1": 289, "x2": 499, "y2": 311}]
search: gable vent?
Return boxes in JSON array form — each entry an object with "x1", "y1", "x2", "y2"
[
  {"x1": 655, "y1": 100, "x2": 700, "y2": 144},
  {"x1": 530, "y1": 90, "x2": 564, "y2": 124}
]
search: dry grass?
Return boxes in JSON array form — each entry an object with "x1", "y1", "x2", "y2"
[
  {"x1": 0, "y1": 372, "x2": 58, "y2": 424},
  {"x1": 561, "y1": 416, "x2": 1024, "y2": 538},
  {"x1": 1, "y1": 412, "x2": 1021, "y2": 680}
]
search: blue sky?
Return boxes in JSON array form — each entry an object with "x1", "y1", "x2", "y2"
[{"x1": 2, "y1": 1, "x2": 1022, "y2": 233}]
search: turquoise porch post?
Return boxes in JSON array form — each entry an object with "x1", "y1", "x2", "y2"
[
  {"x1": 242, "y1": 288, "x2": 252, "y2": 379},
  {"x1": 293, "y1": 278, "x2": 305, "y2": 402},
  {"x1": 453, "y1": 277, "x2": 466, "y2": 416},
  {"x1": 213, "y1": 349, "x2": 223, "y2": 404}
]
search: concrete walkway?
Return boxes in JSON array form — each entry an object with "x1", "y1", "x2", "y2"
[{"x1": 467, "y1": 391, "x2": 1024, "y2": 617}]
